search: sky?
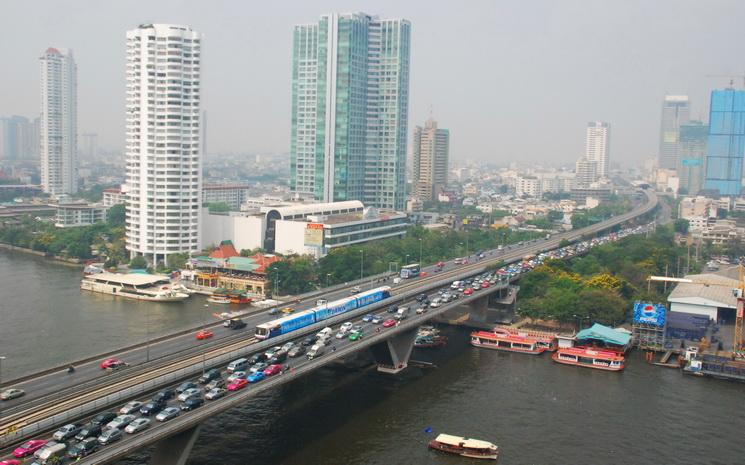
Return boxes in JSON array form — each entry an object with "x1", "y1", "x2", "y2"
[{"x1": 1, "y1": 0, "x2": 744, "y2": 166}]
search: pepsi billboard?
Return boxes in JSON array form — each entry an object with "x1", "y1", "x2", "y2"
[{"x1": 633, "y1": 302, "x2": 666, "y2": 327}]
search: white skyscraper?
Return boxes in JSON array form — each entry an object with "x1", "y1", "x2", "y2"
[
  {"x1": 412, "y1": 118, "x2": 449, "y2": 201},
  {"x1": 125, "y1": 24, "x2": 202, "y2": 265},
  {"x1": 40, "y1": 48, "x2": 77, "y2": 195},
  {"x1": 585, "y1": 121, "x2": 610, "y2": 179}
]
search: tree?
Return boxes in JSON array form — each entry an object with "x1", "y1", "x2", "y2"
[
  {"x1": 107, "y1": 204, "x2": 126, "y2": 227},
  {"x1": 204, "y1": 202, "x2": 230, "y2": 213},
  {"x1": 129, "y1": 256, "x2": 148, "y2": 269},
  {"x1": 673, "y1": 218, "x2": 689, "y2": 234}
]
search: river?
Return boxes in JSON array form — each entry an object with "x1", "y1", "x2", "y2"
[{"x1": 2, "y1": 250, "x2": 743, "y2": 465}]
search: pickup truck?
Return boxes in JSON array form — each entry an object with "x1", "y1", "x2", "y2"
[{"x1": 223, "y1": 318, "x2": 247, "y2": 330}]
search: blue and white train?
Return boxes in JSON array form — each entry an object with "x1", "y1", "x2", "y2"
[{"x1": 254, "y1": 286, "x2": 392, "y2": 340}]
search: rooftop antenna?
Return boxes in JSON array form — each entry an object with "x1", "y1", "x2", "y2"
[{"x1": 705, "y1": 73, "x2": 745, "y2": 89}]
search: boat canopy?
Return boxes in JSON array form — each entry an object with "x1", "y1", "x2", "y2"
[
  {"x1": 576, "y1": 323, "x2": 631, "y2": 346},
  {"x1": 435, "y1": 434, "x2": 497, "y2": 450}
]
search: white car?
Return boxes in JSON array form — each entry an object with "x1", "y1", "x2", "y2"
[
  {"x1": 0, "y1": 388, "x2": 25, "y2": 400},
  {"x1": 205, "y1": 388, "x2": 227, "y2": 400},
  {"x1": 119, "y1": 401, "x2": 143, "y2": 415},
  {"x1": 227, "y1": 371, "x2": 246, "y2": 383},
  {"x1": 177, "y1": 388, "x2": 201, "y2": 402},
  {"x1": 416, "y1": 306, "x2": 427, "y2": 314},
  {"x1": 430, "y1": 298, "x2": 442, "y2": 308},
  {"x1": 124, "y1": 418, "x2": 151, "y2": 434},
  {"x1": 105, "y1": 414, "x2": 136, "y2": 430},
  {"x1": 339, "y1": 322, "x2": 354, "y2": 333}
]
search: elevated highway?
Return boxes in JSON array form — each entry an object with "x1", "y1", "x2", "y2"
[{"x1": 0, "y1": 189, "x2": 657, "y2": 462}]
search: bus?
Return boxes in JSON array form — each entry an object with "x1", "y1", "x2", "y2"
[{"x1": 400, "y1": 263, "x2": 421, "y2": 279}]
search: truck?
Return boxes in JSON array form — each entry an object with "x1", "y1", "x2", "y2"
[
  {"x1": 306, "y1": 341, "x2": 326, "y2": 360},
  {"x1": 394, "y1": 306, "x2": 410, "y2": 321},
  {"x1": 223, "y1": 318, "x2": 247, "y2": 330}
]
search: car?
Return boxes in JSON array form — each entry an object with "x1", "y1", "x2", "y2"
[
  {"x1": 349, "y1": 285, "x2": 361, "y2": 294},
  {"x1": 119, "y1": 400, "x2": 143, "y2": 415},
  {"x1": 100, "y1": 357, "x2": 126, "y2": 370},
  {"x1": 139, "y1": 400, "x2": 166, "y2": 416},
  {"x1": 0, "y1": 460, "x2": 21, "y2": 465},
  {"x1": 264, "y1": 346, "x2": 283, "y2": 359},
  {"x1": 281, "y1": 307, "x2": 294, "y2": 314},
  {"x1": 267, "y1": 307, "x2": 280, "y2": 315},
  {"x1": 481, "y1": 281, "x2": 490, "y2": 289},
  {"x1": 13, "y1": 440, "x2": 47, "y2": 458},
  {"x1": 175, "y1": 381, "x2": 198, "y2": 394},
  {"x1": 196, "y1": 329, "x2": 213, "y2": 340},
  {"x1": 263, "y1": 364, "x2": 282, "y2": 376},
  {"x1": 288, "y1": 345, "x2": 306, "y2": 358},
  {"x1": 97, "y1": 427, "x2": 123, "y2": 445},
  {"x1": 463, "y1": 287, "x2": 473, "y2": 295},
  {"x1": 339, "y1": 322, "x2": 354, "y2": 333},
  {"x1": 180, "y1": 396, "x2": 204, "y2": 411},
  {"x1": 250, "y1": 362, "x2": 268, "y2": 374},
  {"x1": 416, "y1": 293, "x2": 428, "y2": 302},
  {"x1": 387, "y1": 305, "x2": 398, "y2": 313},
  {"x1": 371, "y1": 315, "x2": 383, "y2": 324},
  {"x1": 268, "y1": 350, "x2": 288, "y2": 365},
  {"x1": 74, "y1": 423, "x2": 102, "y2": 441},
  {"x1": 248, "y1": 371, "x2": 265, "y2": 383},
  {"x1": 420, "y1": 271, "x2": 429, "y2": 277},
  {"x1": 224, "y1": 318, "x2": 247, "y2": 330},
  {"x1": 0, "y1": 388, "x2": 25, "y2": 401},
  {"x1": 227, "y1": 379, "x2": 249, "y2": 391},
  {"x1": 227, "y1": 371, "x2": 247, "y2": 383},
  {"x1": 155, "y1": 407, "x2": 181, "y2": 422},
  {"x1": 106, "y1": 414, "x2": 136, "y2": 430},
  {"x1": 177, "y1": 388, "x2": 202, "y2": 402},
  {"x1": 67, "y1": 437, "x2": 100, "y2": 459},
  {"x1": 281, "y1": 341, "x2": 295, "y2": 352},
  {"x1": 248, "y1": 353, "x2": 268, "y2": 364},
  {"x1": 53, "y1": 423, "x2": 83, "y2": 441},
  {"x1": 152, "y1": 388, "x2": 176, "y2": 403},
  {"x1": 205, "y1": 387, "x2": 227, "y2": 400},
  {"x1": 124, "y1": 417, "x2": 151, "y2": 434},
  {"x1": 301, "y1": 336, "x2": 316, "y2": 347},
  {"x1": 198, "y1": 368, "x2": 221, "y2": 384},
  {"x1": 348, "y1": 331, "x2": 363, "y2": 341},
  {"x1": 362, "y1": 313, "x2": 374, "y2": 322},
  {"x1": 430, "y1": 298, "x2": 442, "y2": 308},
  {"x1": 91, "y1": 412, "x2": 117, "y2": 426},
  {"x1": 416, "y1": 306, "x2": 427, "y2": 314},
  {"x1": 383, "y1": 319, "x2": 396, "y2": 328},
  {"x1": 205, "y1": 378, "x2": 226, "y2": 390}
]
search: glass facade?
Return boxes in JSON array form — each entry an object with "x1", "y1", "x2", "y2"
[
  {"x1": 704, "y1": 89, "x2": 745, "y2": 196},
  {"x1": 677, "y1": 121, "x2": 708, "y2": 195}
]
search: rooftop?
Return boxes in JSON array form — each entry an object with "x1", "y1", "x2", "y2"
[
  {"x1": 668, "y1": 270, "x2": 741, "y2": 309},
  {"x1": 86, "y1": 272, "x2": 170, "y2": 286}
]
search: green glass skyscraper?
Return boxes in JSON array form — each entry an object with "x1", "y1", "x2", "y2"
[{"x1": 290, "y1": 13, "x2": 411, "y2": 211}]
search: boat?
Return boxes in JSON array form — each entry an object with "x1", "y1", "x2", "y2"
[
  {"x1": 470, "y1": 327, "x2": 555, "y2": 355},
  {"x1": 228, "y1": 291, "x2": 252, "y2": 305},
  {"x1": 428, "y1": 433, "x2": 499, "y2": 460},
  {"x1": 551, "y1": 346, "x2": 625, "y2": 371},
  {"x1": 207, "y1": 289, "x2": 253, "y2": 304},
  {"x1": 80, "y1": 272, "x2": 190, "y2": 302},
  {"x1": 415, "y1": 334, "x2": 448, "y2": 348}
]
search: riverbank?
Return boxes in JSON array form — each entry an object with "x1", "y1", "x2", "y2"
[{"x1": 0, "y1": 242, "x2": 84, "y2": 266}]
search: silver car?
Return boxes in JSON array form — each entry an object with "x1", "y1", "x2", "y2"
[
  {"x1": 98, "y1": 427, "x2": 123, "y2": 445},
  {"x1": 156, "y1": 406, "x2": 181, "y2": 422},
  {"x1": 0, "y1": 388, "x2": 25, "y2": 400},
  {"x1": 105, "y1": 414, "x2": 136, "y2": 430},
  {"x1": 205, "y1": 388, "x2": 227, "y2": 400},
  {"x1": 124, "y1": 418, "x2": 151, "y2": 434},
  {"x1": 205, "y1": 378, "x2": 226, "y2": 390},
  {"x1": 119, "y1": 400, "x2": 143, "y2": 415},
  {"x1": 177, "y1": 388, "x2": 201, "y2": 402}
]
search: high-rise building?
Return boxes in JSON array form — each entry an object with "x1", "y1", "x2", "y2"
[
  {"x1": 585, "y1": 122, "x2": 610, "y2": 178},
  {"x1": 677, "y1": 121, "x2": 708, "y2": 195},
  {"x1": 125, "y1": 24, "x2": 203, "y2": 265},
  {"x1": 412, "y1": 118, "x2": 449, "y2": 201},
  {"x1": 80, "y1": 133, "x2": 98, "y2": 160},
  {"x1": 575, "y1": 157, "x2": 598, "y2": 187},
  {"x1": 704, "y1": 89, "x2": 745, "y2": 196},
  {"x1": 658, "y1": 95, "x2": 690, "y2": 170},
  {"x1": 40, "y1": 48, "x2": 78, "y2": 195},
  {"x1": 0, "y1": 116, "x2": 37, "y2": 160},
  {"x1": 290, "y1": 12, "x2": 411, "y2": 211}
]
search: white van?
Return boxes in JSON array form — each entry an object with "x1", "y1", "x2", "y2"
[
  {"x1": 227, "y1": 358, "x2": 249, "y2": 373},
  {"x1": 307, "y1": 341, "x2": 326, "y2": 360},
  {"x1": 37, "y1": 443, "x2": 67, "y2": 464},
  {"x1": 450, "y1": 281, "x2": 462, "y2": 290},
  {"x1": 316, "y1": 327, "x2": 333, "y2": 341}
]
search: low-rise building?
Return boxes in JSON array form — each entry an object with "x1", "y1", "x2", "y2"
[
  {"x1": 55, "y1": 202, "x2": 108, "y2": 228},
  {"x1": 202, "y1": 183, "x2": 251, "y2": 211},
  {"x1": 679, "y1": 196, "x2": 717, "y2": 220},
  {"x1": 102, "y1": 187, "x2": 126, "y2": 207}
]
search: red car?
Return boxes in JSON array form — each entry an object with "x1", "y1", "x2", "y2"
[
  {"x1": 481, "y1": 281, "x2": 490, "y2": 289},
  {"x1": 196, "y1": 330, "x2": 213, "y2": 340},
  {"x1": 100, "y1": 357, "x2": 125, "y2": 370},
  {"x1": 463, "y1": 287, "x2": 474, "y2": 295},
  {"x1": 263, "y1": 364, "x2": 282, "y2": 377},
  {"x1": 13, "y1": 440, "x2": 47, "y2": 458},
  {"x1": 1, "y1": 460, "x2": 22, "y2": 465},
  {"x1": 382, "y1": 319, "x2": 396, "y2": 328},
  {"x1": 420, "y1": 271, "x2": 428, "y2": 278},
  {"x1": 227, "y1": 379, "x2": 248, "y2": 391}
]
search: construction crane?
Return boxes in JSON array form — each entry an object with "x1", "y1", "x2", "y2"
[
  {"x1": 649, "y1": 265, "x2": 745, "y2": 353},
  {"x1": 705, "y1": 73, "x2": 745, "y2": 88}
]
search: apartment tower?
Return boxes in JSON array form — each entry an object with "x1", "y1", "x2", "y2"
[
  {"x1": 412, "y1": 118, "x2": 449, "y2": 201},
  {"x1": 585, "y1": 121, "x2": 610, "y2": 179},
  {"x1": 125, "y1": 24, "x2": 203, "y2": 265}
]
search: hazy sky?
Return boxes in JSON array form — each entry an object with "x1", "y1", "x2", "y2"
[{"x1": 2, "y1": 0, "x2": 744, "y2": 165}]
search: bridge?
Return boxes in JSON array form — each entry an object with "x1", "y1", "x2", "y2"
[{"x1": 0, "y1": 189, "x2": 657, "y2": 464}]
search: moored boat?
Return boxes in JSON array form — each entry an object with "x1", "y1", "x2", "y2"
[
  {"x1": 470, "y1": 329, "x2": 547, "y2": 355},
  {"x1": 428, "y1": 433, "x2": 499, "y2": 460},
  {"x1": 415, "y1": 334, "x2": 448, "y2": 348},
  {"x1": 80, "y1": 272, "x2": 190, "y2": 302},
  {"x1": 551, "y1": 346, "x2": 625, "y2": 371}
]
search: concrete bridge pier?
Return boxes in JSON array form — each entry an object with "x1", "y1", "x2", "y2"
[
  {"x1": 150, "y1": 424, "x2": 202, "y2": 465},
  {"x1": 370, "y1": 328, "x2": 418, "y2": 374}
]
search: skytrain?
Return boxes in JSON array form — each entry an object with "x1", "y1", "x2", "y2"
[{"x1": 255, "y1": 286, "x2": 392, "y2": 340}]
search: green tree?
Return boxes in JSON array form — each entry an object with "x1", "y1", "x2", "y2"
[
  {"x1": 204, "y1": 202, "x2": 230, "y2": 213},
  {"x1": 673, "y1": 218, "x2": 689, "y2": 234},
  {"x1": 107, "y1": 204, "x2": 126, "y2": 227},
  {"x1": 129, "y1": 255, "x2": 148, "y2": 269}
]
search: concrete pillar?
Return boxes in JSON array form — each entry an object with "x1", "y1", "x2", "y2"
[
  {"x1": 370, "y1": 328, "x2": 418, "y2": 374},
  {"x1": 150, "y1": 424, "x2": 201, "y2": 465}
]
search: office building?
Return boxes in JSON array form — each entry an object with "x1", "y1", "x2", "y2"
[
  {"x1": 412, "y1": 118, "x2": 449, "y2": 201},
  {"x1": 585, "y1": 122, "x2": 610, "y2": 178},
  {"x1": 575, "y1": 157, "x2": 598, "y2": 188},
  {"x1": 658, "y1": 95, "x2": 690, "y2": 170},
  {"x1": 125, "y1": 24, "x2": 203, "y2": 265},
  {"x1": 704, "y1": 89, "x2": 745, "y2": 196},
  {"x1": 55, "y1": 201, "x2": 108, "y2": 228},
  {"x1": 40, "y1": 48, "x2": 77, "y2": 195},
  {"x1": 677, "y1": 121, "x2": 708, "y2": 195},
  {"x1": 290, "y1": 13, "x2": 411, "y2": 210},
  {"x1": 0, "y1": 116, "x2": 37, "y2": 160},
  {"x1": 80, "y1": 133, "x2": 98, "y2": 160},
  {"x1": 202, "y1": 183, "x2": 251, "y2": 210}
]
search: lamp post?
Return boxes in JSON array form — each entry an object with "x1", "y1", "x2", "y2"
[
  {"x1": 418, "y1": 238, "x2": 423, "y2": 265},
  {"x1": 326, "y1": 273, "x2": 332, "y2": 289},
  {"x1": 0, "y1": 355, "x2": 5, "y2": 389},
  {"x1": 405, "y1": 254, "x2": 410, "y2": 265},
  {"x1": 359, "y1": 250, "x2": 364, "y2": 281}
]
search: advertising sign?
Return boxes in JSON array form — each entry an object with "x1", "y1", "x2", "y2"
[
  {"x1": 304, "y1": 223, "x2": 324, "y2": 247},
  {"x1": 633, "y1": 302, "x2": 666, "y2": 327}
]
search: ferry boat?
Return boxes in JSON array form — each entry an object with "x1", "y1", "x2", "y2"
[
  {"x1": 471, "y1": 327, "x2": 556, "y2": 355},
  {"x1": 207, "y1": 289, "x2": 253, "y2": 305},
  {"x1": 551, "y1": 346, "x2": 625, "y2": 371},
  {"x1": 428, "y1": 433, "x2": 499, "y2": 460},
  {"x1": 81, "y1": 272, "x2": 190, "y2": 302}
]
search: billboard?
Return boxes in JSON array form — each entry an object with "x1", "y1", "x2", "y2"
[
  {"x1": 633, "y1": 302, "x2": 666, "y2": 327},
  {"x1": 304, "y1": 223, "x2": 324, "y2": 247}
]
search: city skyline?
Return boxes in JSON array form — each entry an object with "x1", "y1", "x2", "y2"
[{"x1": 1, "y1": 1, "x2": 744, "y2": 165}]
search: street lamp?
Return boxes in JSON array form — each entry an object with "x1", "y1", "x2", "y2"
[
  {"x1": 418, "y1": 238, "x2": 423, "y2": 265},
  {"x1": 359, "y1": 250, "x2": 364, "y2": 281},
  {"x1": 405, "y1": 254, "x2": 410, "y2": 265},
  {"x1": 326, "y1": 273, "x2": 332, "y2": 289},
  {"x1": 0, "y1": 355, "x2": 5, "y2": 388}
]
